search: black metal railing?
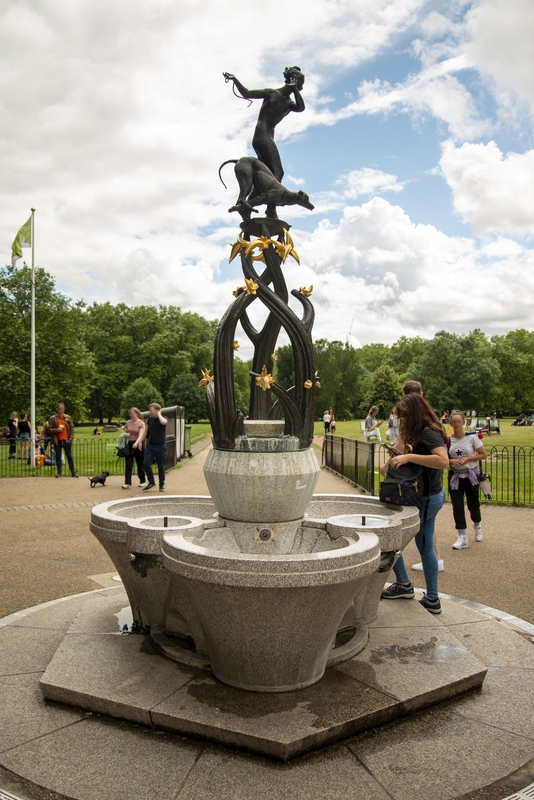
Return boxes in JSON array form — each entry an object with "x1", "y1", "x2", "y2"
[
  {"x1": 323, "y1": 434, "x2": 534, "y2": 506},
  {"x1": 0, "y1": 405, "x2": 186, "y2": 479},
  {"x1": 322, "y1": 435, "x2": 376, "y2": 495}
]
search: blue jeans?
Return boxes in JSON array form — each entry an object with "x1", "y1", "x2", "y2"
[
  {"x1": 393, "y1": 489, "x2": 446, "y2": 599},
  {"x1": 144, "y1": 443, "x2": 166, "y2": 487},
  {"x1": 54, "y1": 440, "x2": 76, "y2": 475}
]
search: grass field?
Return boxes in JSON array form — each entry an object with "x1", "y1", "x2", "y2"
[{"x1": 314, "y1": 418, "x2": 534, "y2": 448}]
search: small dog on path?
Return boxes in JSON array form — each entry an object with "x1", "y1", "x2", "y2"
[{"x1": 88, "y1": 471, "x2": 110, "y2": 488}]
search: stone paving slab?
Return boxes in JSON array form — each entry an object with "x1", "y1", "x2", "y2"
[
  {"x1": 0, "y1": 589, "x2": 533, "y2": 799},
  {"x1": 348, "y1": 704, "x2": 534, "y2": 800},
  {"x1": 39, "y1": 588, "x2": 487, "y2": 761}
]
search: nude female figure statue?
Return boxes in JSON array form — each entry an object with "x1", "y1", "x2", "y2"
[{"x1": 223, "y1": 66, "x2": 305, "y2": 183}]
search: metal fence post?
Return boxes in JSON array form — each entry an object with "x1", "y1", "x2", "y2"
[
  {"x1": 371, "y1": 443, "x2": 376, "y2": 495},
  {"x1": 341, "y1": 437, "x2": 344, "y2": 477},
  {"x1": 512, "y1": 444, "x2": 516, "y2": 506}
]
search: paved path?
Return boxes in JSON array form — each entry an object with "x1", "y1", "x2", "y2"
[{"x1": 1, "y1": 438, "x2": 532, "y2": 623}]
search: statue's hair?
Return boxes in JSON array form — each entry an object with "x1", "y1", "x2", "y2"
[{"x1": 284, "y1": 66, "x2": 304, "y2": 84}]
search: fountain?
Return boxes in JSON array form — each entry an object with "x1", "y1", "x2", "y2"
[{"x1": 40, "y1": 66, "x2": 486, "y2": 758}]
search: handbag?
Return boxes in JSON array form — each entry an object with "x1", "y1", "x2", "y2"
[
  {"x1": 116, "y1": 445, "x2": 130, "y2": 458},
  {"x1": 379, "y1": 462, "x2": 430, "y2": 509}
]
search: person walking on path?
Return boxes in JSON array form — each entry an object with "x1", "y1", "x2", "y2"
[
  {"x1": 387, "y1": 407, "x2": 399, "y2": 444},
  {"x1": 17, "y1": 412, "x2": 31, "y2": 460},
  {"x1": 122, "y1": 408, "x2": 147, "y2": 490},
  {"x1": 381, "y1": 393, "x2": 448, "y2": 614},
  {"x1": 448, "y1": 410, "x2": 487, "y2": 549},
  {"x1": 323, "y1": 410, "x2": 331, "y2": 434},
  {"x1": 7, "y1": 412, "x2": 18, "y2": 459},
  {"x1": 139, "y1": 403, "x2": 168, "y2": 492},
  {"x1": 46, "y1": 403, "x2": 78, "y2": 478}
]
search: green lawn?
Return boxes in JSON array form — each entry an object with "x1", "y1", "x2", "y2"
[{"x1": 315, "y1": 418, "x2": 534, "y2": 448}]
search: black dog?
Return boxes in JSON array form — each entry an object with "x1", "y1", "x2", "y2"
[{"x1": 88, "y1": 471, "x2": 110, "y2": 488}]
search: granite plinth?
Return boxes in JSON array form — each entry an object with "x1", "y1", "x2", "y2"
[
  {"x1": 39, "y1": 588, "x2": 487, "y2": 760},
  {"x1": 203, "y1": 448, "x2": 320, "y2": 522},
  {"x1": 242, "y1": 420, "x2": 285, "y2": 438}
]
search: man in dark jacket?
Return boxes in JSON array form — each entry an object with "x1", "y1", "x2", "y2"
[{"x1": 46, "y1": 403, "x2": 78, "y2": 478}]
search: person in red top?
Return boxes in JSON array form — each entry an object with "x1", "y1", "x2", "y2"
[{"x1": 46, "y1": 403, "x2": 78, "y2": 478}]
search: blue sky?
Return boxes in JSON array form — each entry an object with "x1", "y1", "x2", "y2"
[{"x1": 2, "y1": 0, "x2": 534, "y2": 352}]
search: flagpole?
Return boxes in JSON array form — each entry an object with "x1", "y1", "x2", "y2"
[{"x1": 30, "y1": 208, "x2": 36, "y2": 470}]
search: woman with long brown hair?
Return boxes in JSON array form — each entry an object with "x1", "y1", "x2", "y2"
[{"x1": 381, "y1": 393, "x2": 448, "y2": 614}]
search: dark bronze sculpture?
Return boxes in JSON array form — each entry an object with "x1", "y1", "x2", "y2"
[
  {"x1": 200, "y1": 68, "x2": 318, "y2": 449},
  {"x1": 221, "y1": 68, "x2": 314, "y2": 220},
  {"x1": 223, "y1": 67, "x2": 305, "y2": 182},
  {"x1": 218, "y1": 157, "x2": 314, "y2": 220}
]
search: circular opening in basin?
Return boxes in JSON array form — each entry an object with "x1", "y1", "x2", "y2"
[
  {"x1": 138, "y1": 516, "x2": 196, "y2": 529},
  {"x1": 327, "y1": 514, "x2": 393, "y2": 529}
]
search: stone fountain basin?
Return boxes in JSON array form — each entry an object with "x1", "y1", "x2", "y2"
[
  {"x1": 162, "y1": 525, "x2": 381, "y2": 587},
  {"x1": 161, "y1": 522, "x2": 380, "y2": 692}
]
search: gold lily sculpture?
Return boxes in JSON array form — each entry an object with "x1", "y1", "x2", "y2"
[
  {"x1": 198, "y1": 368, "x2": 214, "y2": 388},
  {"x1": 228, "y1": 229, "x2": 300, "y2": 265},
  {"x1": 243, "y1": 278, "x2": 259, "y2": 295},
  {"x1": 255, "y1": 365, "x2": 274, "y2": 392},
  {"x1": 298, "y1": 285, "x2": 313, "y2": 297}
]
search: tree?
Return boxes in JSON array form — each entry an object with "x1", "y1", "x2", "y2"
[
  {"x1": 358, "y1": 343, "x2": 390, "y2": 373},
  {"x1": 167, "y1": 374, "x2": 207, "y2": 422},
  {"x1": 234, "y1": 357, "x2": 252, "y2": 416},
  {"x1": 388, "y1": 336, "x2": 429, "y2": 376},
  {"x1": 121, "y1": 378, "x2": 164, "y2": 418},
  {"x1": 406, "y1": 330, "x2": 501, "y2": 412},
  {"x1": 491, "y1": 330, "x2": 534, "y2": 411},
  {"x1": 0, "y1": 264, "x2": 93, "y2": 425},
  {"x1": 363, "y1": 364, "x2": 402, "y2": 418},
  {"x1": 312, "y1": 340, "x2": 365, "y2": 419}
]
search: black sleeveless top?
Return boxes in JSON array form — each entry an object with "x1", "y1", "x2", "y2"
[{"x1": 18, "y1": 420, "x2": 30, "y2": 434}]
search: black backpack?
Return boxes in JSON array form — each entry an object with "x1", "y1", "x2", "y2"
[{"x1": 379, "y1": 462, "x2": 430, "y2": 509}]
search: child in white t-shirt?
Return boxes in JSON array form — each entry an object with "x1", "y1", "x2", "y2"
[{"x1": 448, "y1": 411, "x2": 487, "y2": 549}]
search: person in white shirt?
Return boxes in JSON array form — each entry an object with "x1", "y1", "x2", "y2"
[
  {"x1": 323, "y1": 411, "x2": 331, "y2": 434},
  {"x1": 448, "y1": 410, "x2": 487, "y2": 549}
]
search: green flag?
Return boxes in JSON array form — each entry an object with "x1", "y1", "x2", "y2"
[{"x1": 11, "y1": 216, "x2": 32, "y2": 266}]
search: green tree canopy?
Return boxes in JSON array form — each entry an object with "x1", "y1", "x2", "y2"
[
  {"x1": 167, "y1": 374, "x2": 207, "y2": 423},
  {"x1": 120, "y1": 377, "x2": 164, "y2": 417},
  {"x1": 363, "y1": 364, "x2": 403, "y2": 418},
  {"x1": 491, "y1": 329, "x2": 534, "y2": 411},
  {"x1": 406, "y1": 330, "x2": 501, "y2": 412},
  {"x1": 0, "y1": 265, "x2": 92, "y2": 426}
]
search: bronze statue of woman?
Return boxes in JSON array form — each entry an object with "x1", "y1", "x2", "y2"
[{"x1": 223, "y1": 66, "x2": 305, "y2": 183}]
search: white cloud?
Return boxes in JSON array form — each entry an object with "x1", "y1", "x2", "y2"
[
  {"x1": 439, "y1": 140, "x2": 534, "y2": 234},
  {"x1": 336, "y1": 168, "x2": 405, "y2": 198},
  {"x1": 283, "y1": 198, "x2": 534, "y2": 346},
  {"x1": 464, "y1": 0, "x2": 534, "y2": 121},
  {"x1": 0, "y1": 0, "x2": 427, "y2": 312}
]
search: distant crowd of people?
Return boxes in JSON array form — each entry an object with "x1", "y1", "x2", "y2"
[{"x1": 4, "y1": 402, "x2": 169, "y2": 491}]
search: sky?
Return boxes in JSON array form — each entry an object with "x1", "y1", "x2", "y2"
[{"x1": 2, "y1": 0, "x2": 534, "y2": 354}]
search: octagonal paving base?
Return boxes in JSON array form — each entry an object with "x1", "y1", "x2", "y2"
[{"x1": 39, "y1": 588, "x2": 487, "y2": 761}]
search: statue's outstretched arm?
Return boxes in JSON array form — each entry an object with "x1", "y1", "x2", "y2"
[
  {"x1": 288, "y1": 86, "x2": 305, "y2": 113},
  {"x1": 224, "y1": 73, "x2": 269, "y2": 100}
]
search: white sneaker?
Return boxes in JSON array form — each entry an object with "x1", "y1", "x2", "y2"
[
  {"x1": 474, "y1": 525, "x2": 483, "y2": 542},
  {"x1": 121, "y1": 484, "x2": 131, "y2": 490},
  {"x1": 138, "y1": 481, "x2": 148, "y2": 488},
  {"x1": 452, "y1": 537, "x2": 468, "y2": 549},
  {"x1": 411, "y1": 560, "x2": 444, "y2": 572}
]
